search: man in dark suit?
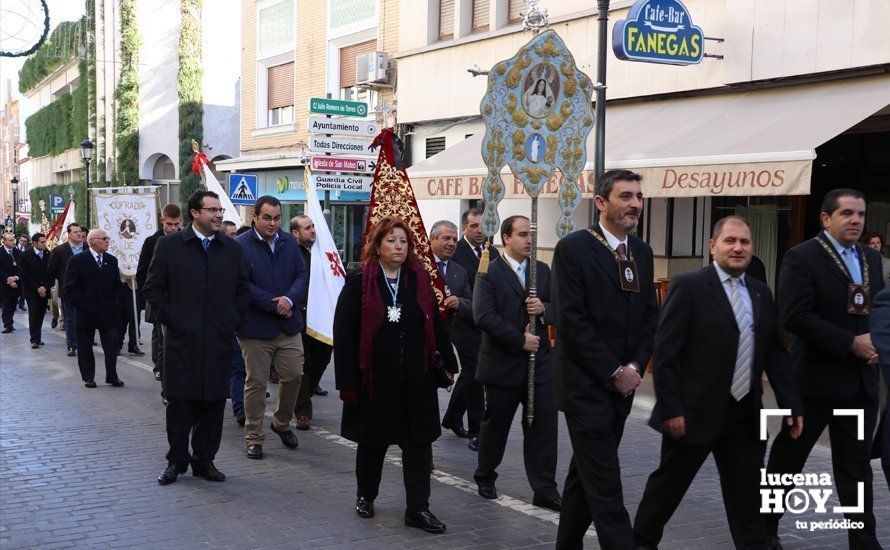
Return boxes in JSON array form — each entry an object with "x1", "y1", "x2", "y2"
[
  {"x1": 766, "y1": 188, "x2": 884, "y2": 550},
  {"x1": 633, "y1": 216, "x2": 804, "y2": 549},
  {"x1": 18, "y1": 233, "x2": 52, "y2": 348},
  {"x1": 452, "y1": 207, "x2": 500, "y2": 290},
  {"x1": 430, "y1": 220, "x2": 481, "y2": 442},
  {"x1": 1, "y1": 232, "x2": 22, "y2": 333},
  {"x1": 551, "y1": 169, "x2": 658, "y2": 550},
  {"x1": 48, "y1": 223, "x2": 86, "y2": 355},
  {"x1": 136, "y1": 203, "x2": 182, "y2": 381},
  {"x1": 144, "y1": 190, "x2": 249, "y2": 485},
  {"x1": 64, "y1": 229, "x2": 125, "y2": 388},
  {"x1": 868, "y1": 287, "x2": 890, "y2": 490},
  {"x1": 472, "y1": 215, "x2": 561, "y2": 511}
]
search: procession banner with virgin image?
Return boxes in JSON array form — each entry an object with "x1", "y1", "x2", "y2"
[{"x1": 93, "y1": 187, "x2": 159, "y2": 277}]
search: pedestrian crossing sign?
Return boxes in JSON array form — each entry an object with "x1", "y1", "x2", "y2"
[{"x1": 228, "y1": 174, "x2": 258, "y2": 205}]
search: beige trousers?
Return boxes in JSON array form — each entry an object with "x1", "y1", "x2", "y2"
[{"x1": 238, "y1": 331, "x2": 304, "y2": 444}]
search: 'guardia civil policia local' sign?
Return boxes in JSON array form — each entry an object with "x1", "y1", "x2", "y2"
[
  {"x1": 613, "y1": 0, "x2": 704, "y2": 65},
  {"x1": 479, "y1": 29, "x2": 595, "y2": 238}
]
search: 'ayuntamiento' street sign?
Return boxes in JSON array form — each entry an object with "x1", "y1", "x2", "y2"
[{"x1": 307, "y1": 117, "x2": 378, "y2": 137}]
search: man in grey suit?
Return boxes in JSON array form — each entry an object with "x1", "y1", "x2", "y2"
[{"x1": 430, "y1": 221, "x2": 482, "y2": 444}]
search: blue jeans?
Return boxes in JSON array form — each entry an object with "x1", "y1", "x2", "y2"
[
  {"x1": 62, "y1": 299, "x2": 77, "y2": 348},
  {"x1": 230, "y1": 336, "x2": 246, "y2": 416}
]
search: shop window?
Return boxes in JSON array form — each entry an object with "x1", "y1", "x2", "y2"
[
  {"x1": 439, "y1": 0, "x2": 455, "y2": 40},
  {"x1": 425, "y1": 137, "x2": 446, "y2": 158},
  {"x1": 472, "y1": 0, "x2": 489, "y2": 32}
]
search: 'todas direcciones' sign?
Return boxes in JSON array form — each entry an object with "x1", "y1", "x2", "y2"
[
  {"x1": 613, "y1": 0, "x2": 704, "y2": 65},
  {"x1": 228, "y1": 173, "x2": 258, "y2": 205}
]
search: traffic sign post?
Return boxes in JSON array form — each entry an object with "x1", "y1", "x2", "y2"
[
  {"x1": 309, "y1": 97, "x2": 368, "y2": 117},
  {"x1": 310, "y1": 156, "x2": 376, "y2": 174},
  {"x1": 309, "y1": 135, "x2": 377, "y2": 156},
  {"x1": 228, "y1": 173, "x2": 258, "y2": 205},
  {"x1": 307, "y1": 117, "x2": 378, "y2": 138},
  {"x1": 309, "y1": 172, "x2": 373, "y2": 193}
]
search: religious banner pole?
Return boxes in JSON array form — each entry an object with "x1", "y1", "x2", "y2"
[{"x1": 479, "y1": 0, "x2": 595, "y2": 426}]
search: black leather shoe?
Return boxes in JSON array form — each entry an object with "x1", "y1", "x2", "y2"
[
  {"x1": 38, "y1": 341, "x2": 44, "y2": 346},
  {"x1": 270, "y1": 423, "x2": 299, "y2": 449},
  {"x1": 128, "y1": 347, "x2": 145, "y2": 356},
  {"x1": 235, "y1": 412, "x2": 246, "y2": 427},
  {"x1": 468, "y1": 436, "x2": 479, "y2": 451},
  {"x1": 107, "y1": 379, "x2": 125, "y2": 387},
  {"x1": 246, "y1": 443, "x2": 263, "y2": 459},
  {"x1": 1, "y1": 328, "x2": 12, "y2": 334},
  {"x1": 157, "y1": 464, "x2": 186, "y2": 485},
  {"x1": 51, "y1": 318, "x2": 58, "y2": 329},
  {"x1": 441, "y1": 419, "x2": 469, "y2": 438},
  {"x1": 313, "y1": 385, "x2": 328, "y2": 396},
  {"x1": 192, "y1": 462, "x2": 226, "y2": 481},
  {"x1": 67, "y1": 347, "x2": 76, "y2": 357},
  {"x1": 767, "y1": 535, "x2": 783, "y2": 550},
  {"x1": 532, "y1": 496, "x2": 562, "y2": 512},
  {"x1": 84, "y1": 380, "x2": 97, "y2": 388},
  {"x1": 355, "y1": 497, "x2": 375, "y2": 518},
  {"x1": 405, "y1": 510, "x2": 446, "y2": 534},
  {"x1": 31, "y1": 342, "x2": 39, "y2": 349},
  {"x1": 477, "y1": 484, "x2": 498, "y2": 499}
]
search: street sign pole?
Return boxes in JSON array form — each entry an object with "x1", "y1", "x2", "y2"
[{"x1": 592, "y1": 0, "x2": 609, "y2": 226}]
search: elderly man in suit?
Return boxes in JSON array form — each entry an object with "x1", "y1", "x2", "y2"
[
  {"x1": 48, "y1": 223, "x2": 86, "y2": 355},
  {"x1": 430, "y1": 220, "x2": 481, "y2": 443},
  {"x1": 452, "y1": 207, "x2": 500, "y2": 290},
  {"x1": 633, "y1": 216, "x2": 804, "y2": 549},
  {"x1": 766, "y1": 189, "x2": 885, "y2": 550},
  {"x1": 472, "y1": 215, "x2": 561, "y2": 512},
  {"x1": 552, "y1": 169, "x2": 658, "y2": 550},
  {"x1": 18, "y1": 233, "x2": 52, "y2": 348},
  {"x1": 145, "y1": 190, "x2": 250, "y2": 485},
  {"x1": 1, "y1": 232, "x2": 22, "y2": 333},
  {"x1": 64, "y1": 229, "x2": 125, "y2": 388}
]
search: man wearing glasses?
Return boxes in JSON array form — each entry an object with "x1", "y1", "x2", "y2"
[
  {"x1": 63, "y1": 229, "x2": 125, "y2": 388},
  {"x1": 145, "y1": 190, "x2": 250, "y2": 484},
  {"x1": 235, "y1": 195, "x2": 308, "y2": 460}
]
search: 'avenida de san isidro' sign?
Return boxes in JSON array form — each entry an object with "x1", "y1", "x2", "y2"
[{"x1": 613, "y1": 0, "x2": 704, "y2": 65}]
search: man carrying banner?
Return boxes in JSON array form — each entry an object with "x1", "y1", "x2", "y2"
[
  {"x1": 47, "y1": 223, "x2": 85, "y2": 355},
  {"x1": 291, "y1": 214, "x2": 337, "y2": 430}
]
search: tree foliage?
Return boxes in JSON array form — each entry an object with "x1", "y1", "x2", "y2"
[{"x1": 178, "y1": 0, "x2": 204, "y2": 204}]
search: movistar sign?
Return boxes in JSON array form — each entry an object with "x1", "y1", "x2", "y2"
[{"x1": 612, "y1": 0, "x2": 704, "y2": 65}]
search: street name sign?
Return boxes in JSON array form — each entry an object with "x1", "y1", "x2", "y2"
[
  {"x1": 310, "y1": 156, "x2": 376, "y2": 174},
  {"x1": 309, "y1": 172, "x2": 373, "y2": 193},
  {"x1": 309, "y1": 135, "x2": 377, "y2": 156},
  {"x1": 612, "y1": 0, "x2": 704, "y2": 65},
  {"x1": 307, "y1": 117, "x2": 378, "y2": 137},
  {"x1": 309, "y1": 97, "x2": 368, "y2": 117}
]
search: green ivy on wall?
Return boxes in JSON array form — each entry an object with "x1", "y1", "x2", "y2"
[
  {"x1": 178, "y1": 0, "x2": 204, "y2": 204},
  {"x1": 115, "y1": 0, "x2": 140, "y2": 184},
  {"x1": 24, "y1": 93, "x2": 76, "y2": 158},
  {"x1": 18, "y1": 19, "x2": 86, "y2": 94},
  {"x1": 29, "y1": 183, "x2": 88, "y2": 228}
]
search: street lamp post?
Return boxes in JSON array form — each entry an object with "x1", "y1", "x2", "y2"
[
  {"x1": 80, "y1": 139, "x2": 94, "y2": 227},
  {"x1": 10, "y1": 177, "x2": 18, "y2": 224}
]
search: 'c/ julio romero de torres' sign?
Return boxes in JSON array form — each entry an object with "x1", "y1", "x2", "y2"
[
  {"x1": 309, "y1": 97, "x2": 368, "y2": 117},
  {"x1": 613, "y1": 0, "x2": 704, "y2": 65}
]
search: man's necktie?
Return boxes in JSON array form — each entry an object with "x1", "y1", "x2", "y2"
[
  {"x1": 436, "y1": 260, "x2": 446, "y2": 280},
  {"x1": 729, "y1": 278, "x2": 752, "y2": 400},
  {"x1": 516, "y1": 263, "x2": 526, "y2": 288},
  {"x1": 474, "y1": 246, "x2": 482, "y2": 259},
  {"x1": 202, "y1": 237, "x2": 210, "y2": 252},
  {"x1": 616, "y1": 242, "x2": 628, "y2": 261},
  {"x1": 842, "y1": 248, "x2": 862, "y2": 284},
  {"x1": 96, "y1": 254, "x2": 103, "y2": 269}
]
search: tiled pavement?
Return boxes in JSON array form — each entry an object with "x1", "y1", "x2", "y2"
[{"x1": 1, "y1": 311, "x2": 888, "y2": 549}]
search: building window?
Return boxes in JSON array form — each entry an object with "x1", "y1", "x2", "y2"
[
  {"x1": 267, "y1": 61, "x2": 295, "y2": 126},
  {"x1": 339, "y1": 40, "x2": 377, "y2": 89},
  {"x1": 330, "y1": 0, "x2": 375, "y2": 29},
  {"x1": 439, "y1": 0, "x2": 455, "y2": 40},
  {"x1": 472, "y1": 0, "x2": 489, "y2": 33},
  {"x1": 508, "y1": 0, "x2": 525, "y2": 24},
  {"x1": 425, "y1": 137, "x2": 446, "y2": 158},
  {"x1": 258, "y1": 0, "x2": 295, "y2": 53}
]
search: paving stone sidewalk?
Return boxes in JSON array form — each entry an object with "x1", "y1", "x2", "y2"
[{"x1": 1, "y1": 313, "x2": 887, "y2": 548}]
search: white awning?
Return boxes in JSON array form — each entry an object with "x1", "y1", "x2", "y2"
[{"x1": 408, "y1": 74, "x2": 890, "y2": 199}]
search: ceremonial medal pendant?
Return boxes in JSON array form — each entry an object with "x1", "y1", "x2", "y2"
[{"x1": 387, "y1": 304, "x2": 402, "y2": 323}]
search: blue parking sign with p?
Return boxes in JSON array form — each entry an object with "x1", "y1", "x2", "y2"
[
  {"x1": 49, "y1": 194, "x2": 65, "y2": 213},
  {"x1": 228, "y1": 174, "x2": 258, "y2": 205}
]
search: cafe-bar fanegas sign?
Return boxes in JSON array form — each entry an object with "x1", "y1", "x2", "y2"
[{"x1": 613, "y1": 0, "x2": 704, "y2": 65}]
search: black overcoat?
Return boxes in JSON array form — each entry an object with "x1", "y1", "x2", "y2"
[
  {"x1": 63, "y1": 250, "x2": 124, "y2": 330},
  {"x1": 143, "y1": 225, "x2": 249, "y2": 401},
  {"x1": 333, "y1": 266, "x2": 457, "y2": 447}
]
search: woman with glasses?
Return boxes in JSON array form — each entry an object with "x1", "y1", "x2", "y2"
[{"x1": 333, "y1": 216, "x2": 457, "y2": 534}]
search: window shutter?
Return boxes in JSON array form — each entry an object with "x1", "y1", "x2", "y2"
[
  {"x1": 425, "y1": 137, "x2": 446, "y2": 158},
  {"x1": 472, "y1": 0, "x2": 489, "y2": 32},
  {"x1": 508, "y1": 0, "x2": 524, "y2": 23},
  {"x1": 267, "y1": 62, "x2": 295, "y2": 109},
  {"x1": 439, "y1": 0, "x2": 455, "y2": 39},
  {"x1": 339, "y1": 39, "x2": 377, "y2": 89}
]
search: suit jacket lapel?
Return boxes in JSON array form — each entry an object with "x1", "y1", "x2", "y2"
[
  {"x1": 499, "y1": 258, "x2": 526, "y2": 299},
  {"x1": 816, "y1": 235, "x2": 854, "y2": 286},
  {"x1": 706, "y1": 265, "x2": 738, "y2": 333},
  {"x1": 585, "y1": 228, "x2": 622, "y2": 292},
  {"x1": 749, "y1": 282, "x2": 762, "y2": 329}
]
